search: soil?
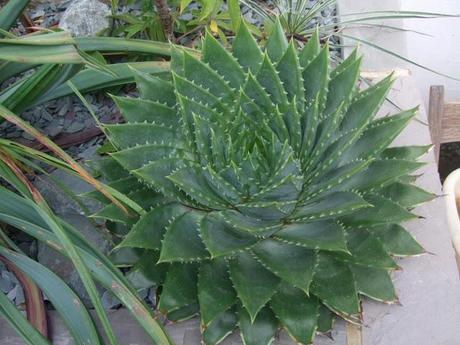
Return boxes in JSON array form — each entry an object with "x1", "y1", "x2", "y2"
[{"x1": 439, "y1": 142, "x2": 460, "y2": 183}]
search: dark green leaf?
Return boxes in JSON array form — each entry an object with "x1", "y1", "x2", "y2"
[
  {"x1": 159, "y1": 211, "x2": 210, "y2": 262},
  {"x1": 369, "y1": 224, "x2": 424, "y2": 256},
  {"x1": 311, "y1": 254, "x2": 360, "y2": 315},
  {"x1": 350, "y1": 264, "x2": 397, "y2": 302},
  {"x1": 200, "y1": 212, "x2": 258, "y2": 258},
  {"x1": 275, "y1": 220, "x2": 349, "y2": 252},
  {"x1": 271, "y1": 284, "x2": 319, "y2": 345},
  {"x1": 252, "y1": 239, "x2": 317, "y2": 294},
  {"x1": 158, "y1": 263, "x2": 198, "y2": 314},
  {"x1": 238, "y1": 305, "x2": 278, "y2": 345},
  {"x1": 198, "y1": 258, "x2": 236, "y2": 326},
  {"x1": 229, "y1": 252, "x2": 280, "y2": 321},
  {"x1": 119, "y1": 203, "x2": 187, "y2": 249}
]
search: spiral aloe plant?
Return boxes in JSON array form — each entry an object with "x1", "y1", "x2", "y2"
[{"x1": 94, "y1": 19, "x2": 434, "y2": 345}]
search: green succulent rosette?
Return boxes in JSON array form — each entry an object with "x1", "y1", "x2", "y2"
[{"x1": 90, "y1": 20, "x2": 434, "y2": 345}]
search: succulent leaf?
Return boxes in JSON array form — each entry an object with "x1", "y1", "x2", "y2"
[{"x1": 101, "y1": 21, "x2": 430, "y2": 344}]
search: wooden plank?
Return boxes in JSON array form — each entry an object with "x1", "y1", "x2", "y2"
[
  {"x1": 441, "y1": 102, "x2": 460, "y2": 143},
  {"x1": 346, "y1": 323, "x2": 362, "y2": 345},
  {"x1": 428, "y1": 85, "x2": 445, "y2": 163}
]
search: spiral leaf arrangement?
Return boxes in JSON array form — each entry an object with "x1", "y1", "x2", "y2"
[{"x1": 92, "y1": 20, "x2": 434, "y2": 345}]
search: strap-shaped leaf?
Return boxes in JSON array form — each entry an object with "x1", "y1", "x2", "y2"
[
  {"x1": 252, "y1": 239, "x2": 317, "y2": 294},
  {"x1": 159, "y1": 211, "x2": 210, "y2": 262},
  {"x1": 133, "y1": 70, "x2": 175, "y2": 106},
  {"x1": 168, "y1": 166, "x2": 229, "y2": 209},
  {"x1": 104, "y1": 123, "x2": 179, "y2": 150},
  {"x1": 237, "y1": 200, "x2": 296, "y2": 221},
  {"x1": 202, "y1": 33, "x2": 245, "y2": 89},
  {"x1": 299, "y1": 29, "x2": 320, "y2": 68},
  {"x1": 292, "y1": 191, "x2": 371, "y2": 221},
  {"x1": 331, "y1": 48, "x2": 358, "y2": 79},
  {"x1": 343, "y1": 159, "x2": 425, "y2": 192},
  {"x1": 112, "y1": 95, "x2": 178, "y2": 124},
  {"x1": 93, "y1": 188, "x2": 164, "y2": 223},
  {"x1": 256, "y1": 53, "x2": 289, "y2": 107},
  {"x1": 198, "y1": 258, "x2": 236, "y2": 326},
  {"x1": 341, "y1": 193, "x2": 417, "y2": 226},
  {"x1": 243, "y1": 71, "x2": 274, "y2": 114},
  {"x1": 220, "y1": 210, "x2": 281, "y2": 235},
  {"x1": 302, "y1": 44, "x2": 329, "y2": 111},
  {"x1": 118, "y1": 203, "x2": 187, "y2": 249},
  {"x1": 339, "y1": 74, "x2": 393, "y2": 133},
  {"x1": 369, "y1": 224, "x2": 424, "y2": 256},
  {"x1": 229, "y1": 252, "x2": 280, "y2": 321},
  {"x1": 203, "y1": 165, "x2": 241, "y2": 204},
  {"x1": 308, "y1": 159, "x2": 371, "y2": 197},
  {"x1": 380, "y1": 145, "x2": 432, "y2": 160},
  {"x1": 380, "y1": 182, "x2": 435, "y2": 208},
  {"x1": 350, "y1": 264, "x2": 397, "y2": 303},
  {"x1": 335, "y1": 228, "x2": 398, "y2": 269},
  {"x1": 270, "y1": 284, "x2": 319, "y2": 345},
  {"x1": 90, "y1": 155, "x2": 129, "y2": 181},
  {"x1": 82, "y1": 176, "x2": 141, "y2": 203},
  {"x1": 202, "y1": 308, "x2": 237, "y2": 345},
  {"x1": 238, "y1": 304, "x2": 278, "y2": 345},
  {"x1": 0, "y1": 246, "x2": 100, "y2": 345},
  {"x1": 323, "y1": 56, "x2": 361, "y2": 121},
  {"x1": 133, "y1": 157, "x2": 190, "y2": 198},
  {"x1": 232, "y1": 20, "x2": 263, "y2": 72},
  {"x1": 200, "y1": 212, "x2": 259, "y2": 258},
  {"x1": 275, "y1": 220, "x2": 349, "y2": 252},
  {"x1": 277, "y1": 41, "x2": 304, "y2": 105},
  {"x1": 251, "y1": 175, "x2": 301, "y2": 203},
  {"x1": 183, "y1": 51, "x2": 235, "y2": 101},
  {"x1": 173, "y1": 72, "x2": 229, "y2": 114},
  {"x1": 265, "y1": 18, "x2": 288, "y2": 62},
  {"x1": 311, "y1": 254, "x2": 360, "y2": 316},
  {"x1": 339, "y1": 108, "x2": 417, "y2": 163},
  {"x1": 158, "y1": 263, "x2": 198, "y2": 313},
  {"x1": 111, "y1": 143, "x2": 188, "y2": 171}
]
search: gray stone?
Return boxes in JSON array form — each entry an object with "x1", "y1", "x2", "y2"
[
  {"x1": 20, "y1": 131, "x2": 34, "y2": 141},
  {"x1": 66, "y1": 121, "x2": 85, "y2": 133},
  {"x1": 59, "y1": 0, "x2": 111, "y2": 37},
  {"x1": 44, "y1": 120, "x2": 63, "y2": 137}
]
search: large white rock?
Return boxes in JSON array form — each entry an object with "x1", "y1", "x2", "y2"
[{"x1": 59, "y1": 0, "x2": 110, "y2": 37}]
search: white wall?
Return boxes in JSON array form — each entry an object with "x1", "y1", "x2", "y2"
[
  {"x1": 338, "y1": 0, "x2": 460, "y2": 108},
  {"x1": 402, "y1": 0, "x2": 460, "y2": 106}
]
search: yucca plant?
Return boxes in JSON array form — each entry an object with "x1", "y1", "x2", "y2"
[{"x1": 94, "y1": 19, "x2": 434, "y2": 344}]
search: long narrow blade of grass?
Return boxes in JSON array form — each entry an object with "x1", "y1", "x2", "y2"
[
  {"x1": 0, "y1": 187, "x2": 174, "y2": 345},
  {"x1": 0, "y1": 140, "x2": 144, "y2": 220},
  {"x1": 0, "y1": 157, "x2": 119, "y2": 345},
  {"x1": 0, "y1": 231, "x2": 48, "y2": 338},
  {"x1": 1, "y1": 64, "x2": 82, "y2": 113},
  {"x1": 0, "y1": 0, "x2": 30, "y2": 32},
  {"x1": 0, "y1": 61, "x2": 36, "y2": 84},
  {"x1": 0, "y1": 290, "x2": 50, "y2": 345},
  {"x1": 0, "y1": 246, "x2": 102, "y2": 345},
  {"x1": 0, "y1": 38, "x2": 84, "y2": 64},
  {"x1": 0, "y1": 34, "x2": 198, "y2": 64},
  {"x1": 340, "y1": 33, "x2": 460, "y2": 81},
  {"x1": 34, "y1": 61, "x2": 171, "y2": 106}
]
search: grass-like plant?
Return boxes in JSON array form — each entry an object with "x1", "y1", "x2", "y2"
[{"x1": 95, "y1": 19, "x2": 433, "y2": 344}]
